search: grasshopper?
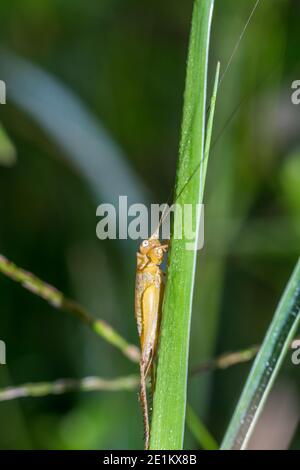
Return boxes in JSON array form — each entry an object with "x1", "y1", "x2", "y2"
[
  {"x1": 132, "y1": 0, "x2": 260, "y2": 447},
  {"x1": 134, "y1": 59, "x2": 219, "y2": 448},
  {"x1": 135, "y1": 231, "x2": 169, "y2": 449}
]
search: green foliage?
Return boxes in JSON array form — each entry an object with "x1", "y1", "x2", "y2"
[
  {"x1": 0, "y1": 0, "x2": 299, "y2": 451},
  {"x1": 186, "y1": 404, "x2": 218, "y2": 450},
  {"x1": 222, "y1": 258, "x2": 300, "y2": 449},
  {"x1": 150, "y1": 0, "x2": 217, "y2": 450}
]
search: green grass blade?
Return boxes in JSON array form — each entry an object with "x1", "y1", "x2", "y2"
[
  {"x1": 186, "y1": 404, "x2": 218, "y2": 450},
  {"x1": 150, "y1": 0, "x2": 216, "y2": 450},
  {"x1": 221, "y1": 257, "x2": 300, "y2": 450},
  {"x1": 201, "y1": 61, "x2": 220, "y2": 201}
]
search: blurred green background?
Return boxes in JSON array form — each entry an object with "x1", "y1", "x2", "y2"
[{"x1": 0, "y1": 0, "x2": 299, "y2": 449}]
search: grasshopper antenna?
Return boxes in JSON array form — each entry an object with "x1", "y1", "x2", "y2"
[
  {"x1": 152, "y1": 1, "x2": 262, "y2": 237},
  {"x1": 219, "y1": 0, "x2": 261, "y2": 87}
]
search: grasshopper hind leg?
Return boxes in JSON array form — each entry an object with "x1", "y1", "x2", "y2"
[{"x1": 139, "y1": 361, "x2": 150, "y2": 450}]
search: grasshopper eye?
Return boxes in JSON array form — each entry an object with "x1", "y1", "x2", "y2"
[{"x1": 142, "y1": 240, "x2": 149, "y2": 247}]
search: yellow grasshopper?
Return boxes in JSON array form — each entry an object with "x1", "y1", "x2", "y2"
[
  {"x1": 135, "y1": 231, "x2": 169, "y2": 449},
  {"x1": 133, "y1": 58, "x2": 222, "y2": 450}
]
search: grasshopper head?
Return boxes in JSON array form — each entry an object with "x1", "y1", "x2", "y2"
[
  {"x1": 139, "y1": 237, "x2": 160, "y2": 255},
  {"x1": 148, "y1": 243, "x2": 168, "y2": 265}
]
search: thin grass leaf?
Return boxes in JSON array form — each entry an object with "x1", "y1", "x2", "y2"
[
  {"x1": 221, "y1": 257, "x2": 300, "y2": 450},
  {"x1": 0, "y1": 254, "x2": 140, "y2": 363},
  {"x1": 186, "y1": 404, "x2": 218, "y2": 450},
  {"x1": 150, "y1": 0, "x2": 216, "y2": 450},
  {"x1": 0, "y1": 375, "x2": 139, "y2": 401}
]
